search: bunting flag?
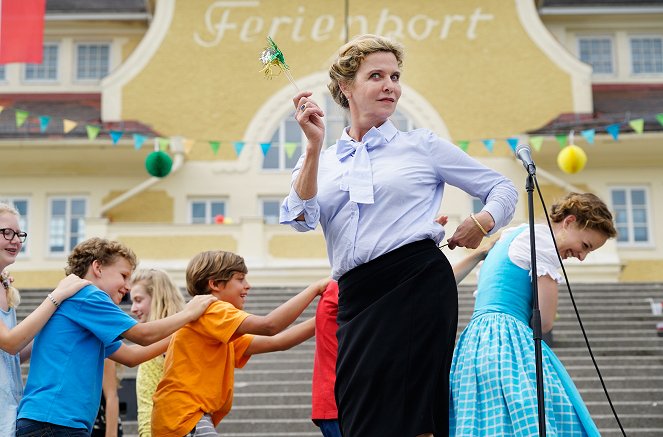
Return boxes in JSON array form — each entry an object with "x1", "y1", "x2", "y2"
[
  {"x1": 529, "y1": 136, "x2": 544, "y2": 152},
  {"x1": 209, "y1": 141, "x2": 220, "y2": 155},
  {"x1": 284, "y1": 142, "x2": 297, "y2": 159},
  {"x1": 109, "y1": 130, "x2": 123, "y2": 145},
  {"x1": 260, "y1": 142, "x2": 271, "y2": 156},
  {"x1": 38, "y1": 115, "x2": 50, "y2": 133},
  {"x1": 605, "y1": 123, "x2": 621, "y2": 141},
  {"x1": 457, "y1": 140, "x2": 469, "y2": 152},
  {"x1": 628, "y1": 118, "x2": 644, "y2": 135},
  {"x1": 233, "y1": 141, "x2": 245, "y2": 157},
  {"x1": 506, "y1": 137, "x2": 519, "y2": 152},
  {"x1": 183, "y1": 138, "x2": 195, "y2": 155},
  {"x1": 554, "y1": 134, "x2": 568, "y2": 148},
  {"x1": 86, "y1": 125, "x2": 100, "y2": 140},
  {"x1": 132, "y1": 133, "x2": 147, "y2": 150},
  {"x1": 580, "y1": 129, "x2": 595, "y2": 145},
  {"x1": 657, "y1": 113, "x2": 663, "y2": 127},
  {"x1": 481, "y1": 139, "x2": 494, "y2": 153},
  {"x1": 157, "y1": 137, "x2": 169, "y2": 151},
  {"x1": 63, "y1": 119, "x2": 77, "y2": 134},
  {"x1": 15, "y1": 109, "x2": 29, "y2": 127},
  {"x1": 0, "y1": 0, "x2": 46, "y2": 64}
]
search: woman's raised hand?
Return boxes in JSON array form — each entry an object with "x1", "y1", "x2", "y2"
[{"x1": 293, "y1": 91, "x2": 325, "y2": 154}]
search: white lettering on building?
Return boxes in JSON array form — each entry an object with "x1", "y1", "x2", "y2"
[{"x1": 193, "y1": 1, "x2": 494, "y2": 46}]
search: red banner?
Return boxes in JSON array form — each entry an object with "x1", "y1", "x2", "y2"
[{"x1": 0, "y1": 0, "x2": 46, "y2": 64}]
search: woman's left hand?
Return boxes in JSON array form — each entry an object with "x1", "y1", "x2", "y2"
[{"x1": 447, "y1": 212, "x2": 494, "y2": 250}]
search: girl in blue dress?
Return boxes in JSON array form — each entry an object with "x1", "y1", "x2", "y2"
[{"x1": 450, "y1": 192, "x2": 617, "y2": 436}]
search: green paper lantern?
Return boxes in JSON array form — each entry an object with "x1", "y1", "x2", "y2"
[{"x1": 145, "y1": 151, "x2": 173, "y2": 177}]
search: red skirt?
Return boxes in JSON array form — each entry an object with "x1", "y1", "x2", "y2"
[{"x1": 336, "y1": 239, "x2": 457, "y2": 437}]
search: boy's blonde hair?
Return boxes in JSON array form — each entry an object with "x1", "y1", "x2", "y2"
[
  {"x1": 0, "y1": 203, "x2": 21, "y2": 308},
  {"x1": 186, "y1": 251, "x2": 247, "y2": 297},
  {"x1": 65, "y1": 237, "x2": 138, "y2": 277},
  {"x1": 131, "y1": 268, "x2": 185, "y2": 322}
]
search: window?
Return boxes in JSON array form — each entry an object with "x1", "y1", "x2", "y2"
[
  {"x1": 0, "y1": 66, "x2": 5, "y2": 81},
  {"x1": 0, "y1": 197, "x2": 29, "y2": 254},
  {"x1": 630, "y1": 37, "x2": 663, "y2": 74},
  {"x1": 48, "y1": 197, "x2": 87, "y2": 255},
  {"x1": 262, "y1": 93, "x2": 416, "y2": 171},
  {"x1": 260, "y1": 198, "x2": 282, "y2": 224},
  {"x1": 611, "y1": 187, "x2": 651, "y2": 245},
  {"x1": 578, "y1": 37, "x2": 614, "y2": 75},
  {"x1": 24, "y1": 44, "x2": 59, "y2": 81},
  {"x1": 189, "y1": 199, "x2": 226, "y2": 224},
  {"x1": 76, "y1": 43, "x2": 110, "y2": 80}
]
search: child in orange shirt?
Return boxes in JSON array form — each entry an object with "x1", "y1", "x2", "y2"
[{"x1": 151, "y1": 250, "x2": 329, "y2": 436}]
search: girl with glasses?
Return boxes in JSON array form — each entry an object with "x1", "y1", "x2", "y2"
[{"x1": 0, "y1": 202, "x2": 90, "y2": 437}]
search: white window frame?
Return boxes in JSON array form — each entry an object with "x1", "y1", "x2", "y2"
[
  {"x1": 188, "y1": 198, "x2": 228, "y2": 224},
  {"x1": 610, "y1": 186, "x2": 653, "y2": 247},
  {"x1": 47, "y1": 196, "x2": 87, "y2": 256},
  {"x1": 259, "y1": 197, "x2": 283, "y2": 225},
  {"x1": 23, "y1": 42, "x2": 60, "y2": 83},
  {"x1": 577, "y1": 35, "x2": 616, "y2": 77},
  {"x1": 0, "y1": 65, "x2": 6, "y2": 82},
  {"x1": 629, "y1": 35, "x2": 663, "y2": 76},
  {"x1": 74, "y1": 42, "x2": 111, "y2": 82},
  {"x1": 0, "y1": 196, "x2": 30, "y2": 256}
]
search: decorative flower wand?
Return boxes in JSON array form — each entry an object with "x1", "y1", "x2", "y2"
[{"x1": 259, "y1": 37, "x2": 299, "y2": 91}]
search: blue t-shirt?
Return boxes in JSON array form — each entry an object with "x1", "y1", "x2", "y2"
[{"x1": 17, "y1": 284, "x2": 137, "y2": 431}]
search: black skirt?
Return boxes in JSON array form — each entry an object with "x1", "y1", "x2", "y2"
[{"x1": 335, "y1": 239, "x2": 457, "y2": 437}]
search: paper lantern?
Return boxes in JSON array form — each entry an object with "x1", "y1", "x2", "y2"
[
  {"x1": 224, "y1": 217, "x2": 234, "y2": 225},
  {"x1": 145, "y1": 151, "x2": 173, "y2": 177},
  {"x1": 557, "y1": 144, "x2": 587, "y2": 174},
  {"x1": 214, "y1": 214, "x2": 225, "y2": 224}
]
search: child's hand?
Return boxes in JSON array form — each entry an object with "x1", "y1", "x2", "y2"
[
  {"x1": 314, "y1": 277, "x2": 332, "y2": 295},
  {"x1": 184, "y1": 295, "x2": 218, "y2": 321},
  {"x1": 52, "y1": 274, "x2": 91, "y2": 301},
  {"x1": 435, "y1": 215, "x2": 449, "y2": 226}
]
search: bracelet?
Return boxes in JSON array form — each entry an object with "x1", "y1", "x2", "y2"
[
  {"x1": 470, "y1": 213, "x2": 489, "y2": 236},
  {"x1": 47, "y1": 293, "x2": 60, "y2": 308}
]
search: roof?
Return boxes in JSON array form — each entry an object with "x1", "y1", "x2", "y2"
[
  {"x1": 46, "y1": 0, "x2": 148, "y2": 14},
  {"x1": 0, "y1": 94, "x2": 160, "y2": 140},
  {"x1": 527, "y1": 84, "x2": 663, "y2": 135}
]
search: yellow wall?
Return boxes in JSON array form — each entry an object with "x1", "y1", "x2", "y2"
[
  {"x1": 621, "y1": 260, "x2": 663, "y2": 282},
  {"x1": 12, "y1": 270, "x2": 67, "y2": 289},
  {"x1": 121, "y1": 0, "x2": 575, "y2": 159},
  {"x1": 102, "y1": 190, "x2": 174, "y2": 222},
  {"x1": 269, "y1": 234, "x2": 327, "y2": 258}
]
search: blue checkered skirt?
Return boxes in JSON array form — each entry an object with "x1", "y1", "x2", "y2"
[{"x1": 450, "y1": 312, "x2": 600, "y2": 436}]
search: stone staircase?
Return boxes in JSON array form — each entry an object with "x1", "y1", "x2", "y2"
[{"x1": 16, "y1": 282, "x2": 663, "y2": 436}]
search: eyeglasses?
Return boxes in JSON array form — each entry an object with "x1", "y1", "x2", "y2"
[{"x1": 0, "y1": 228, "x2": 28, "y2": 243}]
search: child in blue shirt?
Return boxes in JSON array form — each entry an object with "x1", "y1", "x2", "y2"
[{"x1": 16, "y1": 237, "x2": 215, "y2": 436}]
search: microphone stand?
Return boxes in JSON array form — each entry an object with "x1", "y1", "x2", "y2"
[{"x1": 525, "y1": 172, "x2": 546, "y2": 437}]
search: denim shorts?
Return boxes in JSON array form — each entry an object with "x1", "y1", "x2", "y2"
[{"x1": 15, "y1": 418, "x2": 90, "y2": 437}]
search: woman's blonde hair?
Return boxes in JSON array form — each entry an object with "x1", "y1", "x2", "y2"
[
  {"x1": 328, "y1": 34, "x2": 405, "y2": 109},
  {"x1": 549, "y1": 192, "x2": 617, "y2": 239},
  {"x1": 186, "y1": 250, "x2": 247, "y2": 297},
  {"x1": 131, "y1": 268, "x2": 185, "y2": 322},
  {"x1": 0, "y1": 203, "x2": 21, "y2": 308}
]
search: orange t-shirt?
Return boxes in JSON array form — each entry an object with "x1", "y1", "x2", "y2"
[{"x1": 151, "y1": 300, "x2": 254, "y2": 436}]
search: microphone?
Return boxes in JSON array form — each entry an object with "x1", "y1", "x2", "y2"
[{"x1": 515, "y1": 144, "x2": 536, "y2": 175}]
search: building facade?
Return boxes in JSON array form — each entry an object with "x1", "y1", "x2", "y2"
[{"x1": 1, "y1": 0, "x2": 662, "y2": 287}]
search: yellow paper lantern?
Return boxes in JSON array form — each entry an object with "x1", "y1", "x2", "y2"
[{"x1": 557, "y1": 144, "x2": 587, "y2": 174}]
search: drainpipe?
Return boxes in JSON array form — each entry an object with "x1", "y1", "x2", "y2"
[{"x1": 99, "y1": 136, "x2": 185, "y2": 217}]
